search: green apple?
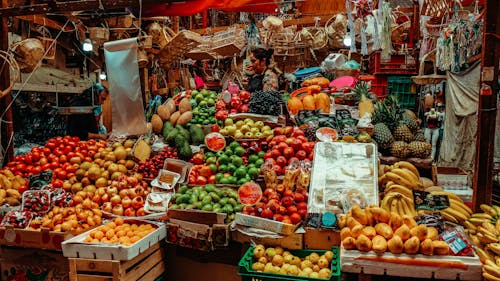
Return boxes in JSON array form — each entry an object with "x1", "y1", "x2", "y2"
[{"x1": 224, "y1": 118, "x2": 234, "y2": 126}]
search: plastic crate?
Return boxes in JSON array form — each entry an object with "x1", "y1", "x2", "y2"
[
  {"x1": 238, "y1": 246, "x2": 341, "y2": 281},
  {"x1": 387, "y1": 76, "x2": 416, "y2": 110},
  {"x1": 369, "y1": 51, "x2": 417, "y2": 75},
  {"x1": 370, "y1": 75, "x2": 387, "y2": 99}
]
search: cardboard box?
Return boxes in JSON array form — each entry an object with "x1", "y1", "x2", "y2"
[
  {"x1": 231, "y1": 230, "x2": 303, "y2": 250},
  {"x1": 234, "y1": 213, "x2": 298, "y2": 235},
  {"x1": 61, "y1": 220, "x2": 166, "y2": 261},
  {"x1": 0, "y1": 247, "x2": 69, "y2": 281},
  {"x1": 168, "y1": 209, "x2": 226, "y2": 225},
  {"x1": 0, "y1": 226, "x2": 76, "y2": 250},
  {"x1": 436, "y1": 166, "x2": 469, "y2": 190},
  {"x1": 304, "y1": 227, "x2": 341, "y2": 249},
  {"x1": 166, "y1": 219, "x2": 213, "y2": 251}
]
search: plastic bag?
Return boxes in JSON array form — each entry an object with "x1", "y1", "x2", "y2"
[
  {"x1": 283, "y1": 158, "x2": 300, "y2": 191},
  {"x1": 296, "y1": 160, "x2": 312, "y2": 192},
  {"x1": 261, "y1": 159, "x2": 277, "y2": 189}
]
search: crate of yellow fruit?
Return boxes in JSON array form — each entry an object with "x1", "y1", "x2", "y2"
[{"x1": 61, "y1": 217, "x2": 166, "y2": 261}]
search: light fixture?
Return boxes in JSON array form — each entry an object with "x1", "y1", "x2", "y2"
[
  {"x1": 82, "y1": 38, "x2": 93, "y2": 52},
  {"x1": 343, "y1": 34, "x2": 352, "y2": 47},
  {"x1": 99, "y1": 72, "x2": 107, "y2": 80}
]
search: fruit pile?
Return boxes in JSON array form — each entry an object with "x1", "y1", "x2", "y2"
[
  {"x1": 379, "y1": 161, "x2": 472, "y2": 224},
  {"x1": 29, "y1": 204, "x2": 103, "y2": 233},
  {"x1": 219, "y1": 118, "x2": 274, "y2": 140},
  {"x1": 371, "y1": 95, "x2": 431, "y2": 158},
  {"x1": 463, "y1": 204, "x2": 500, "y2": 281},
  {"x1": 83, "y1": 217, "x2": 156, "y2": 246},
  {"x1": 136, "y1": 146, "x2": 178, "y2": 179},
  {"x1": 214, "y1": 90, "x2": 251, "y2": 122},
  {"x1": 263, "y1": 127, "x2": 315, "y2": 176},
  {"x1": 0, "y1": 169, "x2": 27, "y2": 206},
  {"x1": 241, "y1": 187, "x2": 308, "y2": 225},
  {"x1": 249, "y1": 245, "x2": 334, "y2": 278},
  {"x1": 340, "y1": 205, "x2": 450, "y2": 255},
  {"x1": 99, "y1": 174, "x2": 150, "y2": 217},
  {"x1": 151, "y1": 97, "x2": 193, "y2": 134},
  {"x1": 188, "y1": 89, "x2": 218, "y2": 126},
  {"x1": 169, "y1": 185, "x2": 243, "y2": 223},
  {"x1": 188, "y1": 142, "x2": 264, "y2": 185}
]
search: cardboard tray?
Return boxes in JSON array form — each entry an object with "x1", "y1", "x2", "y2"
[
  {"x1": 234, "y1": 213, "x2": 299, "y2": 235},
  {"x1": 61, "y1": 220, "x2": 166, "y2": 261},
  {"x1": 168, "y1": 209, "x2": 226, "y2": 226},
  {"x1": 340, "y1": 245, "x2": 482, "y2": 280}
]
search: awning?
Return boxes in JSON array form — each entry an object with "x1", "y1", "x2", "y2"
[{"x1": 142, "y1": 0, "x2": 279, "y2": 17}]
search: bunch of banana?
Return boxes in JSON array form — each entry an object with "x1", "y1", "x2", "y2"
[
  {"x1": 380, "y1": 191, "x2": 416, "y2": 217},
  {"x1": 431, "y1": 191, "x2": 473, "y2": 224},
  {"x1": 482, "y1": 259, "x2": 500, "y2": 281},
  {"x1": 378, "y1": 161, "x2": 424, "y2": 191},
  {"x1": 465, "y1": 205, "x2": 500, "y2": 246}
]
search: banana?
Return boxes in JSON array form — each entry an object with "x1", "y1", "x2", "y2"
[
  {"x1": 449, "y1": 199, "x2": 473, "y2": 215},
  {"x1": 483, "y1": 222, "x2": 499, "y2": 236},
  {"x1": 483, "y1": 272, "x2": 500, "y2": 281},
  {"x1": 479, "y1": 226, "x2": 498, "y2": 239},
  {"x1": 448, "y1": 200, "x2": 471, "y2": 219},
  {"x1": 489, "y1": 243, "x2": 500, "y2": 256},
  {"x1": 464, "y1": 220, "x2": 478, "y2": 232},
  {"x1": 442, "y1": 207, "x2": 468, "y2": 222},
  {"x1": 478, "y1": 232, "x2": 499, "y2": 244},
  {"x1": 482, "y1": 204, "x2": 499, "y2": 218},
  {"x1": 493, "y1": 205, "x2": 500, "y2": 218},
  {"x1": 391, "y1": 168, "x2": 419, "y2": 185},
  {"x1": 472, "y1": 213, "x2": 494, "y2": 221},
  {"x1": 495, "y1": 256, "x2": 500, "y2": 267},
  {"x1": 396, "y1": 198, "x2": 407, "y2": 217},
  {"x1": 470, "y1": 234, "x2": 480, "y2": 246},
  {"x1": 496, "y1": 219, "x2": 500, "y2": 234},
  {"x1": 385, "y1": 184, "x2": 413, "y2": 199},
  {"x1": 469, "y1": 217, "x2": 493, "y2": 226},
  {"x1": 378, "y1": 174, "x2": 388, "y2": 187},
  {"x1": 476, "y1": 247, "x2": 494, "y2": 263},
  {"x1": 483, "y1": 263, "x2": 500, "y2": 279},
  {"x1": 440, "y1": 210, "x2": 459, "y2": 224},
  {"x1": 399, "y1": 197, "x2": 412, "y2": 217},
  {"x1": 381, "y1": 193, "x2": 396, "y2": 213},
  {"x1": 385, "y1": 181, "x2": 395, "y2": 188},
  {"x1": 429, "y1": 191, "x2": 462, "y2": 202},
  {"x1": 393, "y1": 161, "x2": 420, "y2": 178},
  {"x1": 390, "y1": 196, "x2": 400, "y2": 214},
  {"x1": 401, "y1": 195, "x2": 416, "y2": 216},
  {"x1": 385, "y1": 172, "x2": 419, "y2": 190}
]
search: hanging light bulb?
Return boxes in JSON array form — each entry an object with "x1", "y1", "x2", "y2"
[
  {"x1": 343, "y1": 34, "x2": 352, "y2": 47},
  {"x1": 82, "y1": 38, "x2": 93, "y2": 52},
  {"x1": 99, "y1": 72, "x2": 107, "y2": 80}
]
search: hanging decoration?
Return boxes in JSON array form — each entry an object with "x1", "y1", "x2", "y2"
[
  {"x1": 345, "y1": 0, "x2": 356, "y2": 53},
  {"x1": 380, "y1": 1, "x2": 392, "y2": 59}
]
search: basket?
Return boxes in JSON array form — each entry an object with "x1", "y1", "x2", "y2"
[
  {"x1": 300, "y1": 27, "x2": 328, "y2": 50},
  {"x1": 411, "y1": 49, "x2": 447, "y2": 85},
  {"x1": 391, "y1": 10, "x2": 412, "y2": 43},
  {"x1": 88, "y1": 26, "x2": 110, "y2": 45},
  {"x1": 36, "y1": 36, "x2": 56, "y2": 60},
  {"x1": 0, "y1": 50, "x2": 20, "y2": 99},
  {"x1": 137, "y1": 48, "x2": 149, "y2": 68},
  {"x1": 325, "y1": 13, "x2": 347, "y2": 49},
  {"x1": 11, "y1": 38, "x2": 44, "y2": 73},
  {"x1": 211, "y1": 27, "x2": 245, "y2": 57},
  {"x1": 105, "y1": 14, "x2": 134, "y2": 28},
  {"x1": 139, "y1": 31, "x2": 153, "y2": 50}
]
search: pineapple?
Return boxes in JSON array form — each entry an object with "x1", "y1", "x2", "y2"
[
  {"x1": 372, "y1": 102, "x2": 399, "y2": 131},
  {"x1": 402, "y1": 111, "x2": 419, "y2": 132},
  {"x1": 393, "y1": 123, "x2": 413, "y2": 142},
  {"x1": 408, "y1": 141, "x2": 432, "y2": 158},
  {"x1": 413, "y1": 129, "x2": 426, "y2": 142},
  {"x1": 354, "y1": 82, "x2": 374, "y2": 118},
  {"x1": 373, "y1": 123, "x2": 394, "y2": 150},
  {"x1": 390, "y1": 141, "x2": 410, "y2": 158}
]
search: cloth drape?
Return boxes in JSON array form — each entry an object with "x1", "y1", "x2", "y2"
[
  {"x1": 437, "y1": 61, "x2": 480, "y2": 186},
  {"x1": 104, "y1": 38, "x2": 148, "y2": 137}
]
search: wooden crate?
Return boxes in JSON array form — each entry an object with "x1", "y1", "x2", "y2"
[
  {"x1": 68, "y1": 242, "x2": 165, "y2": 281},
  {"x1": 303, "y1": 227, "x2": 341, "y2": 249}
]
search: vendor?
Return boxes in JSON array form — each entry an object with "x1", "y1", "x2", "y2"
[
  {"x1": 67, "y1": 83, "x2": 108, "y2": 140},
  {"x1": 246, "y1": 47, "x2": 279, "y2": 93}
]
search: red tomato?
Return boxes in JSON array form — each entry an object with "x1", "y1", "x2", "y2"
[
  {"x1": 32, "y1": 151, "x2": 41, "y2": 162},
  {"x1": 199, "y1": 166, "x2": 212, "y2": 177},
  {"x1": 42, "y1": 147, "x2": 51, "y2": 155},
  {"x1": 24, "y1": 154, "x2": 33, "y2": 164},
  {"x1": 59, "y1": 155, "x2": 67, "y2": 163},
  {"x1": 56, "y1": 170, "x2": 67, "y2": 180},
  {"x1": 80, "y1": 149, "x2": 88, "y2": 157},
  {"x1": 65, "y1": 165, "x2": 77, "y2": 173},
  {"x1": 41, "y1": 163, "x2": 51, "y2": 171},
  {"x1": 49, "y1": 161, "x2": 59, "y2": 170},
  {"x1": 32, "y1": 166, "x2": 42, "y2": 174},
  {"x1": 45, "y1": 140, "x2": 56, "y2": 150},
  {"x1": 15, "y1": 163, "x2": 26, "y2": 171},
  {"x1": 72, "y1": 136, "x2": 80, "y2": 142},
  {"x1": 17, "y1": 185, "x2": 28, "y2": 194},
  {"x1": 52, "y1": 179, "x2": 63, "y2": 189},
  {"x1": 64, "y1": 146, "x2": 72, "y2": 155}
]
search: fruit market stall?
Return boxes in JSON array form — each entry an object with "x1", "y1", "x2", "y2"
[{"x1": 0, "y1": 0, "x2": 496, "y2": 280}]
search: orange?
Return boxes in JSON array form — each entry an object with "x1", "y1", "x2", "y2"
[
  {"x1": 114, "y1": 217, "x2": 124, "y2": 226},
  {"x1": 105, "y1": 229, "x2": 115, "y2": 240}
]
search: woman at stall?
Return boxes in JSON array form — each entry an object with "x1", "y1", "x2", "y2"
[{"x1": 246, "y1": 46, "x2": 279, "y2": 93}]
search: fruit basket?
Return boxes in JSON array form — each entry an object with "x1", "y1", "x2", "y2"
[{"x1": 237, "y1": 246, "x2": 341, "y2": 281}]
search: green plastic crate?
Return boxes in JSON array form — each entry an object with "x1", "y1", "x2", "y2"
[
  {"x1": 237, "y1": 246, "x2": 341, "y2": 281},
  {"x1": 387, "y1": 76, "x2": 416, "y2": 110}
]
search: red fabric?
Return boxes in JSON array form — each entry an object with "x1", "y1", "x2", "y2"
[
  {"x1": 460, "y1": 0, "x2": 484, "y2": 6},
  {"x1": 142, "y1": 0, "x2": 278, "y2": 17}
]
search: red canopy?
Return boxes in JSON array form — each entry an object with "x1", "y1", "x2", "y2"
[{"x1": 142, "y1": 0, "x2": 278, "y2": 17}]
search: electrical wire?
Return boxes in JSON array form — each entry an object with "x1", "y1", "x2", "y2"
[{"x1": 0, "y1": 19, "x2": 71, "y2": 162}]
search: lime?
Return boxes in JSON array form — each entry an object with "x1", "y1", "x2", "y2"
[
  {"x1": 195, "y1": 94, "x2": 204, "y2": 103},
  {"x1": 255, "y1": 158, "x2": 265, "y2": 167},
  {"x1": 248, "y1": 167, "x2": 261, "y2": 179},
  {"x1": 219, "y1": 197, "x2": 229, "y2": 205},
  {"x1": 218, "y1": 155, "x2": 229, "y2": 165},
  {"x1": 224, "y1": 148, "x2": 233, "y2": 156},
  {"x1": 208, "y1": 164, "x2": 218, "y2": 173},
  {"x1": 229, "y1": 141, "x2": 240, "y2": 150},
  {"x1": 258, "y1": 151, "x2": 265, "y2": 158},
  {"x1": 228, "y1": 176, "x2": 238, "y2": 185},
  {"x1": 217, "y1": 164, "x2": 228, "y2": 173},
  {"x1": 248, "y1": 154, "x2": 259, "y2": 164},
  {"x1": 232, "y1": 156, "x2": 244, "y2": 167},
  {"x1": 215, "y1": 173, "x2": 224, "y2": 183},
  {"x1": 234, "y1": 167, "x2": 248, "y2": 179},
  {"x1": 228, "y1": 163, "x2": 237, "y2": 173},
  {"x1": 234, "y1": 146, "x2": 246, "y2": 157},
  {"x1": 247, "y1": 163, "x2": 255, "y2": 169},
  {"x1": 219, "y1": 177, "x2": 230, "y2": 185},
  {"x1": 206, "y1": 156, "x2": 217, "y2": 165},
  {"x1": 202, "y1": 204, "x2": 213, "y2": 212},
  {"x1": 238, "y1": 177, "x2": 249, "y2": 185}
]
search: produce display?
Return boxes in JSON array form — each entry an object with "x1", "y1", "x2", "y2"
[
  {"x1": 188, "y1": 89, "x2": 218, "y2": 126},
  {"x1": 339, "y1": 204, "x2": 450, "y2": 255},
  {"x1": 169, "y1": 184, "x2": 243, "y2": 223},
  {"x1": 248, "y1": 90, "x2": 283, "y2": 116},
  {"x1": 214, "y1": 89, "x2": 250, "y2": 122},
  {"x1": 246, "y1": 245, "x2": 335, "y2": 278},
  {"x1": 218, "y1": 117, "x2": 274, "y2": 140},
  {"x1": 83, "y1": 217, "x2": 156, "y2": 245}
]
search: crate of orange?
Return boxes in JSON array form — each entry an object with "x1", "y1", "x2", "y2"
[{"x1": 61, "y1": 217, "x2": 166, "y2": 261}]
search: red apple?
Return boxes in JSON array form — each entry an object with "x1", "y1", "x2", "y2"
[
  {"x1": 281, "y1": 196, "x2": 294, "y2": 207},
  {"x1": 292, "y1": 129, "x2": 305, "y2": 137},
  {"x1": 278, "y1": 205, "x2": 288, "y2": 215},
  {"x1": 294, "y1": 193, "x2": 305, "y2": 203},
  {"x1": 110, "y1": 194, "x2": 121, "y2": 206},
  {"x1": 298, "y1": 209, "x2": 308, "y2": 218},
  {"x1": 290, "y1": 139, "x2": 303, "y2": 151},
  {"x1": 263, "y1": 188, "x2": 276, "y2": 197},
  {"x1": 261, "y1": 208, "x2": 274, "y2": 219},
  {"x1": 136, "y1": 207, "x2": 146, "y2": 216},
  {"x1": 296, "y1": 150, "x2": 307, "y2": 160},
  {"x1": 273, "y1": 214, "x2": 284, "y2": 222},
  {"x1": 101, "y1": 193, "x2": 110, "y2": 203},
  {"x1": 276, "y1": 156, "x2": 287, "y2": 168},
  {"x1": 119, "y1": 189, "x2": 129, "y2": 199},
  {"x1": 124, "y1": 207, "x2": 136, "y2": 217},
  {"x1": 296, "y1": 201, "x2": 308, "y2": 210},
  {"x1": 131, "y1": 196, "x2": 144, "y2": 209},
  {"x1": 243, "y1": 206, "x2": 255, "y2": 214},
  {"x1": 107, "y1": 186, "x2": 118, "y2": 195},
  {"x1": 121, "y1": 196, "x2": 132, "y2": 209},
  {"x1": 283, "y1": 147, "x2": 295, "y2": 159},
  {"x1": 112, "y1": 204, "x2": 124, "y2": 216},
  {"x1": 277, "y1": 142, "x2": 288, "y2": 153},
  {"x1": 126, "y1": 176, "x2": 139, "y2": 186},
  {"x1": 91, "y1": 194, "x2": 102, "y2": 205},
  {"x1": 102, "y1": 202, "x2": 113, "y2": 213},
  {"x1": 290, "y1": 213, "x2": 302, "y2": 224},
  {"x1": 287, "y1": 205, "x2": 298, "y2": 216},
  {"x1": 273, "y1": 127, "x2": 283, "y2": 136}
]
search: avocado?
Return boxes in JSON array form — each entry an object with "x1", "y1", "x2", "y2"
[{"x1": 189, "y1": 124, "x2": 205, "y2": 146}]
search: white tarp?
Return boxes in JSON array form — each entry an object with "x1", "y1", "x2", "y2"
[{"x1": 104, "y1": 38, "x2": 148, "y2": 136}]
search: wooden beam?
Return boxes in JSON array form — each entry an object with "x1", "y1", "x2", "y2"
[
  {"x1": 472, "y1": 0, "x2": 500, "y2": 210},
  {"x1": 0, "y1": 0, "x2": 13, "y2": 166},
  {"x1": 16, "y1": 15, "x2": 73, "y2": 31},
  {"x1": 12, "y1": 83, "x2": 87, "y2": 93},
  {"x1": 0, "y1": 0, "x2": 185, "y2": 17}
]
